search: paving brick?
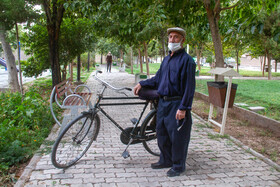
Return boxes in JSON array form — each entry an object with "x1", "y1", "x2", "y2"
[
  {"x1": 225, "y1": 171, "x2": 247, "y2": 177},
  {"x1": 116, "y1": 172, "x2": 137, "y2": 178},
  {"x1": 94, "y1": 172, "x2": 115, "y2": 178},
  {"x1": 61, "y1": 178, "x2": 83, "y2": 185},
  {"x1": 207, "y1": 173, "x2": 228, "y2": 178},
  {"x1": 83, "y1": 177, "x2": 106, "y2": 183},
  {"x1": 43, "y1": 168, "x2": 64, "y2": 174},
  {"x1": 73, "y1": 173, "x2": 94, "y2": 179},
  {"x1": 72, "y1": 184, "x2": 93, "y2": 187},
  {"x1": 106, "y1": 177, "x2": 127, "y2": 183},
  {"x1": 221, "y1": 176, "x2": 244, "y2": 183},
  {"x1": 52, "y1": 173, "x2": 73, "y2": 179},
  {"x1": 37, "y1": 179, "x2": 60, "y2": 186},
  {"x1": 29, "y1": 173, "x2": 51, "y2": 180},
  {"x1": 160, "y1": 181, "x2": 183, "y2": 187},
  {"x1": 94, "y1": 183, "x2": 117, "y2": 187},
  {"x1": 181, "y1": 180, "x2": 204, "y2": 186}
]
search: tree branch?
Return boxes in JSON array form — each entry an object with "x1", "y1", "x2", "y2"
[
  {"x1": 214, "y1": 0, "x2": 221, "y2": 13},
  {"x1": 203, "y1": 0, "x2": 211, "y2": 8},
  {"x1": 221, "y1": 3, "x2": 239, "y2": 11},
  {"x1": 42, "y1": 0, "x2": 51, "y2": 24}
]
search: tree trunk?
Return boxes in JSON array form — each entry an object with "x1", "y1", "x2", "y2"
[
  {"x1": 15, "y1": 23, "x2": 23, "y2": 95},
  {"x1": 120, "y1": 49, "x2": 124, "y2": 67},
  {"x1": 260, "y1": 56, "x2": 263, "y2": 72},
  {"x1": 263, "y1": 54, "x2": 266, "y2": 77},
  {"x1": 70, "y1": 61, "x2": 73, "y2": 81},
  {"x1": 236, "y1": 48, "x2": 239, "y2": 72},
  {"x1": 87, "y1": 52, "x2": 90, "y2": 72},
  {"x1": 61, "y1": 65, "x2": 67, "y2": 81},
  {"x1": 0, "y1": 29, "x2": 20, "y2": 92},
  {"x1": 143, "y1": 42, "x2": 150, "y2": 76},
  {"x1": 275, "y1": 61, "x2": 277, "y2": 72},
  {"x1": 266, "y1": 50, "x2": 272, "y2": 80},
  {"x1": 161, "y1": 30, "x2": 167, "y2": 57},
  {"x1": 130, "y1": 47, "x2": 133, "y2": 74},
  {"x1": 138, "y1": 48, "x2": 143, "y2": 73},
  {"x1": 77, "y1": 55, "x2": 81, "y2": 82},
  {"x1": 195, "y1": 45, "x2": 201, "y2": 71},
  {"x1": 204, "y1": 0, "x2": 224, "y2": 81},
  {"x1": 100, "y1": 53, "x2": 103, "y2": 64},
  {"x1": 136, "y1": 50, "x2": 139, "y2": 68},
  {"x1": 42, "y1": 0, "x2": 64, "y2": 87}
]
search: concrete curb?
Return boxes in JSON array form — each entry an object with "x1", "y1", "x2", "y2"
[
  {"x1": 191, "y1": 112, "x2": 280, "y2": 171},
  {"x1": 14, "y1": 154, "x2": 42, "y2": 187}
]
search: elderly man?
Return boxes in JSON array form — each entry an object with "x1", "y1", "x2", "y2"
[{"x1": 134, "y1": 27, "x2": 196, "y2": 177}]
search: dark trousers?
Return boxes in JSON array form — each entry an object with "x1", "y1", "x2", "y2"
[
  {"x1": 156, "y1": 98, "x2": 192, "y2": 172},
  {"x1": 107, "y1": 62, "x2": 112, "y2": 72}
]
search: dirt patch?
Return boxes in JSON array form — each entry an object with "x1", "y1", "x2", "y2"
[
  {"x1": 192, "y1": 97, "x2": 280, "y2": 166},
  {"x1": 0, "y1": 161, "x2": 29, "y2": 187}
]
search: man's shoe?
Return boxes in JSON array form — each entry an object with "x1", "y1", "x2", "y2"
[
  {"x1": 166, "y1": 168, "x2": 184, "y2": 177},
  {"x1": 151, "y1": 162, "x2": 172, "y2": 169}
]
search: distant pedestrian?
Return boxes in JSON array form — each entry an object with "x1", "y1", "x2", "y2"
[{"x1": 106, "y1": 52, "x2": 113, "y2": 72}]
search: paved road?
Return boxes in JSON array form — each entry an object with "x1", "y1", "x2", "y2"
[
  {"x1": 16, "y1": 66, "x2": 280, "y2": 186},
  {"x1": 0, "y1": 68, "x2": 51, "y2": 90}
]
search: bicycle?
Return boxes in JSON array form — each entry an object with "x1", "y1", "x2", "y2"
[{"x1": 51, "y1": 71, "x2": 159, "y2": 169}]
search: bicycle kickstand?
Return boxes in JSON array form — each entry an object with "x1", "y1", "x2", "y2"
[{"x1": 122, "y1": 138, "x2": 134, "y2": 159}]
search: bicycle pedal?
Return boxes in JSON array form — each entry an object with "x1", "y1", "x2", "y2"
[
  {"x1": 122, "y1": 151, "x2": 130, "y2": 159},
  {"x1": 130, "y1": 118, "x2": 138, "y2": 125}
]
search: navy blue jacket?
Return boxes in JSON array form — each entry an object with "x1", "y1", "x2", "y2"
[{"x1": 140, "y1": 48, "x2": 196, "y2": 110}]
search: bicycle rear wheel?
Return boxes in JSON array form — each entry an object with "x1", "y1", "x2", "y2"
[
  {"x1": 51, "y1": 113, "x2": 100, "y2": 168},
  {"x1": 140, "y1": 109, "x2": 160, "y2": 156}
]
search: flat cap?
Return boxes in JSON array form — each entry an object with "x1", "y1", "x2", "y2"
[{"x1": 167, "y1": 27, "x2": 186, "y2": 38}]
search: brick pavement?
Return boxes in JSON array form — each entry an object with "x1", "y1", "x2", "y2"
[{"x1": 16, "y1": 67, "x2": 280, "y2": 187}]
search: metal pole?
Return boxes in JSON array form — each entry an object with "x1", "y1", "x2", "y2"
[{"x1": 220, "y1": 76, "x2": 233, "y2": 135}]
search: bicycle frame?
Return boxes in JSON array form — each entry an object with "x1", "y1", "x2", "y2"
[
  {"x1": 51, "y1": 71, "x2": 159, "y2": 169},
  {"x1": 92, "y1": 84, "x2": 153, "y2": 140}
]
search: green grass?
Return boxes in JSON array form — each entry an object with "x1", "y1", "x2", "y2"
[
  {"x1": 196, "y1": 78, "x2": 280, "y2": 121},
  {"x1": 125, "y1": 63, "x2": 161, "y2": 75},
  {"x1": 127, "y1": 64, "x2": 280, "y2": 77},
  {"x1": 198, "y1": 66, "x2": 280, "y2": 77},
  {"x1": 126, "y1": 63, "x2": 280, "y2": 121}
]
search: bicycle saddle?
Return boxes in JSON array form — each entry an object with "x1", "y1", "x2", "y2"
[{"x1": 138, "y1": 87, "x2": 159, "y2": 100}]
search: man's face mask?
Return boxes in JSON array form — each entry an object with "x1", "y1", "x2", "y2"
[{"x1": 168, "y1": 42, "x2": 182, "y2": 52}]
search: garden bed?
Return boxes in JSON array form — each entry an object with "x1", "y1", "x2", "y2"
[{"x1": 192, "y1": 95, "x2": 280, "y2": 166}]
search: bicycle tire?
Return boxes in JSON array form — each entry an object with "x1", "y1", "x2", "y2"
[
  {"x1": 51, "y1": 113, "x2": 100, "y2": 169},
  {"x1": 140, "y1": 109, "x2": 160, "y2": 156}
]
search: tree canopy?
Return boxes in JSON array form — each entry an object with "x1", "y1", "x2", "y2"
[{"x1": 3, "y1": 0, "x2": 279, "y2": 90}]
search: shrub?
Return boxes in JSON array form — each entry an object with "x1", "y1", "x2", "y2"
[{"x1": 0, "y1": 89, "x2": 56, "y2": 173}]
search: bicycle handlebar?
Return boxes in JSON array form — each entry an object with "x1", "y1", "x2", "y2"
[{"x1": 94, "y1": 70, "x2": 132, "y2": 92}]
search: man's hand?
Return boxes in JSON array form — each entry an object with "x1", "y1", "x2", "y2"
[
  {"x1": 176, "y1": 110, "x2": 186, "y2": 120},
  {"x1": 133, "y1": 83, "x2": 142, "y2": 95}
]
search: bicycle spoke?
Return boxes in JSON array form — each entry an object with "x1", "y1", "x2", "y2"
[{"x1": 52, "y1": 114, "x2": 100, "y2": 168}]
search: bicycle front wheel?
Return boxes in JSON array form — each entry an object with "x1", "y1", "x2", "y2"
[
  {"x1": 140, "y1": 109, "x2": 160, "y2": 156},
  {"x1": 51, "y1": 113, "x2": 100, "y2": 168}
]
